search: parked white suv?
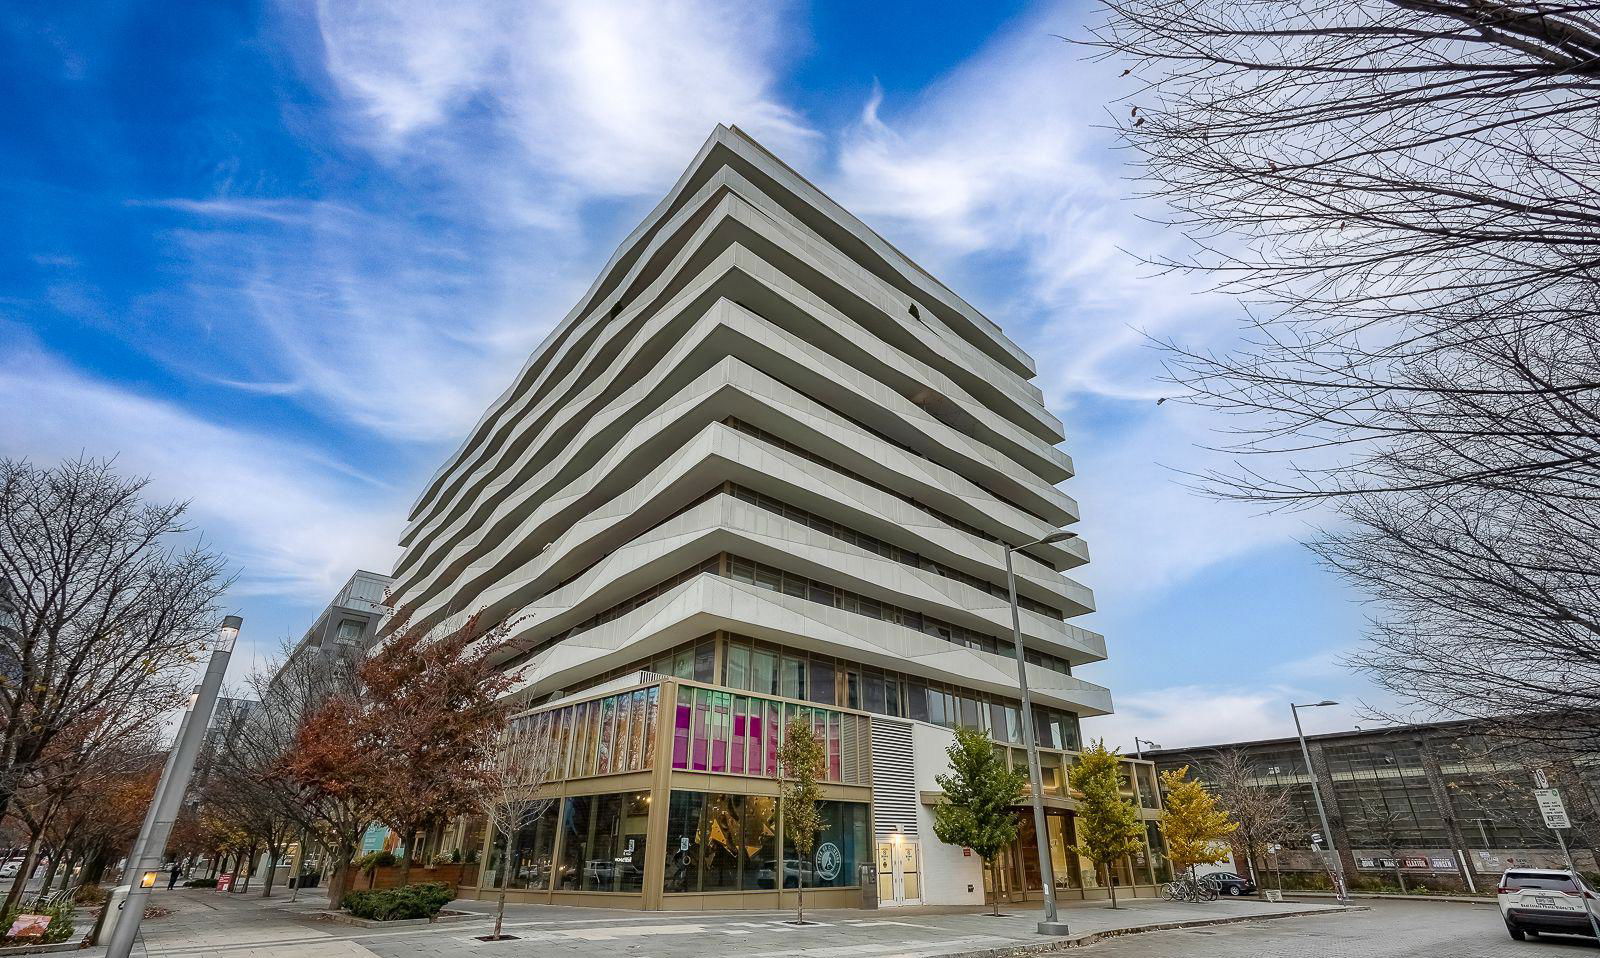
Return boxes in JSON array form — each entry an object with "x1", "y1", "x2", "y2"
[{"x1": 1498, "y1": 868, "x2": 1600, "y2": 941}]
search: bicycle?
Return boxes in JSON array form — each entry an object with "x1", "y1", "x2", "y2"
[{"x1": 1162, "y1": 874, "x2": 1219, "y2": 902}]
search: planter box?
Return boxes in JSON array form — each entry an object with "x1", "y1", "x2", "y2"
[{"x1": 360, "y1": 863, "x2": 478, "y2": 890}]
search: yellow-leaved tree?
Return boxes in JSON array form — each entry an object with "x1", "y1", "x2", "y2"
[{"x1": 1158, "y1": 766, "x2": 1237, "y2": 882}]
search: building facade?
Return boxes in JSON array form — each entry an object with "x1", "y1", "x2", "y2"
[
  {"x1": 282, "y1": 569, "x2": 392, "y2": 671},
  {"x1": 1147, "y1": 719, "x2": 1600, "y2": 892},
  {"x1": 386, "y1": 126, "x2": 1156, "y2": 909}
]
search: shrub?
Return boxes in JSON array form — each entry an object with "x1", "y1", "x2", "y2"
[
  {"x1": 342, "y1": 882, "x2": 454, "y2": 921},
  {"x1": 0, "y1": 900, "x2": 74, "y2": 945},
  {"x1": 184, "y1": 878, "x2": 219, "y2": 888}
]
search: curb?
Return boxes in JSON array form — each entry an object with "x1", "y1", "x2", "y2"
[
  {"x1": 311, "y1": 909, "x2": 481, "y2": 928},
  {"x1": 944, "y1": 905, "x2": 1368, "y2": 956},
  {"x1": 1289, "y1": 891, "x2": 1493, "y2": 905}
]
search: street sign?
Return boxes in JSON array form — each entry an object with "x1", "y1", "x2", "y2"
[
  {"x1": 1536, "y1": 788, "x2": 1571, "y2": 829},
  {"x1": 1534, "y1": 768, "x2": 1550, "y2": 789}
]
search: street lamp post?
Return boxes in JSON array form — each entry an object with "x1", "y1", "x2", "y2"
[
  {"x1": 1133, "y1": 738, "x2": 1161, "y2": 761},
  {"x1": 1004, "y1": 529, "x2": 1078, "y2": 936},
  {"x1": 105, "y1": 615, "x2": 242, "y2": 958},
  {"x1": 1290, "y1": 700, "x2": 1349, "y2": 903}
]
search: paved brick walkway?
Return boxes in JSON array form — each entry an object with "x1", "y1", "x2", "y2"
[{"x1": 90, "y1": 886, "x2": 1356, "y2": 958}]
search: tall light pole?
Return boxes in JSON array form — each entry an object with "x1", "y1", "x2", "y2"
[
  {"x1": 1005, "y1": 529, "x2": 1077, "y2": 936},
  {"x1": 105, "y1": 615, "x2": 241, "y2": 958},
  {"x1": 1290, "y1": 700, "x2": 1349, "y2": 903},
  {"x1": 1133, "y1": 738, "x2": 1160, "y2": 761}
]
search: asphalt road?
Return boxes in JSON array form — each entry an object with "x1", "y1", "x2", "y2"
[{"x1": 1084, "y1": 899, "x2": 1597, "y2": 958}]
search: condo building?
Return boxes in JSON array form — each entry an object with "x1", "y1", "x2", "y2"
[{"x1": 385, "y1": 126, "x2": 1165, "y2": 909}]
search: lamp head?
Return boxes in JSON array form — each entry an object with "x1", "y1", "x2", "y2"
[
  {"x1": 1038, "y1": 530, "x2": 1079, "y2": 546},
  {"x1": 217, "y1": 614, "x2": 243, "y2": 652}
]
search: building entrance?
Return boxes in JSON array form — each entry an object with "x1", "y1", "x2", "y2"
[{"x1": 875, "y1": 840, "x2": 921, "y2": 905}]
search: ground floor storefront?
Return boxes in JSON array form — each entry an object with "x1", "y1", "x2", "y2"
[
  {"x1": 436, "y1": 672, "x2": 1165, "y2": 910},
  {"x1": 983, "y1": 809, "x2": 1173, "y2": 904}
]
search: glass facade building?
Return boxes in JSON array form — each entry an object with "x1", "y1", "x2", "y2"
[{"x1": 1149, "y1": 718, "x2": 1600, "y2": 889}]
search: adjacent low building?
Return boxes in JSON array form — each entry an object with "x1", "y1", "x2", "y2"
[
  {"x1": 385, "y1": 125, "x2": 1157, "y2": 909},
  {"x1": 1147, "y1": 718, "x2": 1600, "y2": 891}
]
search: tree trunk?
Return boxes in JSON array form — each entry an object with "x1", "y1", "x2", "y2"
[
  {"x1": 493, "y1": 844, "x2": 509, "y2": 939},
  {"x1": 1395, "y1": 865, "x2": 1407, "y2": 894},
  {"x1": 56, "y1": 852, "x2": 76, "y2": 892},
  {"x1": 396, "y1": 825, "x2": 414, "y2": 888},
  {"x1": 1107, "y1": 864, "x2": 1119, "y2": 909},
  {"x1": 326, "y1": 841, "x2": 355, "y2": 909},
  {"x1": 4, "y1": 830, "x2": 45, "y2": 913},
  {"x1": 239, "y1": 843, "x2": 257, "y2": 893},
  {"x1": 38, "y1": 848, "x2": 60, "y2": 893},
  {"x1": 797, "y1": 864, "x2": 805, "y2": 923},
  {"x1": 261, "y1": 841, "x2": 281, "y2": 897},
  {"x1": 82, "y1": 847, "x2": 108, "y2": 887},
  {"x1": 988, "y1": 859, "x2": 999, "y2": 916}
]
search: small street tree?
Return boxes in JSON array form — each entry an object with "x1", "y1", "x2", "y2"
[
  {"x1": 1067, "y1": 741, "x2": 1143, "y2": 908},
  {"x1": 279, "y1": 610, "x2": 519, "y2": 905},
  {"x1": 777, "y1": 714, "x2": 825, "y2": 924},
  {"x1": 278, "y1": 693, "x2": 387, "y2": 908},
  {"x1": 1204, "y1": 750, "x2": 1294, "y2": 897},
  {"x1": 1158, "y1": 766, "x2": 1236, "y2": 883},
  {"x1": 1363, "y1": 808, "x2": 1411, "y2": 894},
  {"x1": 932, "y1": 726, "x2": 1028, "y2": 916},
  {"x1": 362, "y1": 611, "x2": 518, "y2": 886},
  {"x1": 481, "y1": 719, "x2": 560, "y2": 941}
]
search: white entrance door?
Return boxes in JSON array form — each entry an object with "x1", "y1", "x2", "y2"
[{"x1": 876, "y1": 841, "x2": 921, "y2": 905}]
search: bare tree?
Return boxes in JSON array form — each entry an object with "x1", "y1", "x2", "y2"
[
  {"x1": 0, "y1": 457, "x2": 231, "y2": 823},
  {"x1": 1361, "y1": 807, "x2": 1412, "y2": 893},
  {"x1": 479, "y1": 718, "x2": 560, "y2": 941},
  {"x1": 1083, "y1": 0, "x2": 1600, "y2": 745},
  {"x1": 1204, "y1": 749, "x2": 1296, "y2": 897}
]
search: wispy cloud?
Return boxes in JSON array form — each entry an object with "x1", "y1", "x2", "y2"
[
  {"x1": 312, "y1": 0, "x2": 818, "y2": 199},
  {"x1": 1085, "y1": 683, "x2": 1370, "y2": 753},
  {"x1": 827, "y1": 0, "x2": 1323, "y2": 599},
  {"x1": 0, "y1": 346, "x2": 401, "y2": 601}
]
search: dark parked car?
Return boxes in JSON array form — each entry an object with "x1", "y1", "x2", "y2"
[{"x1": 1202, "y1": 871, "x2": 1258, "y2": 897}]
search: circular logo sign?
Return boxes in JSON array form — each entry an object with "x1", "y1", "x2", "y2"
[{"x1": 815, "y1": 842, "x2": 842, "y2": 882}]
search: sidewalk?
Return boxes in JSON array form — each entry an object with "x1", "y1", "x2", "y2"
[{"x1": 82, "y1": 886, "x2": 1354, "y2": 958}]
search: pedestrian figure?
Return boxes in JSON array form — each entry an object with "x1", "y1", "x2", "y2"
[{"x1": 167, "y1": 862, "x2": 181, "y2": 889}]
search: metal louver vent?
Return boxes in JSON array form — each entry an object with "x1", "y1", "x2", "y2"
[{"x1": 870, "y1": 718, "x2": 918, "y2": 838}]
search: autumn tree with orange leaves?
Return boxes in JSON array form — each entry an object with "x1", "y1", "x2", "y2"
[{"x1": 280, "y1": 611, "x2": 518, "y2": 906}]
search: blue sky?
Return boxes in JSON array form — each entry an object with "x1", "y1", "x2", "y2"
[{"x1": 1, "y1": 0, "x2": 1375, "y2": 747}]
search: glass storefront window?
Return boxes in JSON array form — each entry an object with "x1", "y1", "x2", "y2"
[
  {"x1": 692, "y1": 688, "x2": 711, "y2": 771},
  {"x1": 486, "y1": 802, "x2": 560, "y2": 890},
  {"x1": 710, "y1": 691, "x2": 732, "y2": 773},
  {"x1": 809, "y1": 800, "x2": 868, "y2": 889},
  {"x1": 662, "y1": 791, "x2": 863, "y2": 893},
  {"x1": 669, "y1": 687, "x2": 866, "y2": 785},
  {"x1": 458, "y1": 815, "x2": 485, "y2": 864},
  {"x1": 558, "y1": 791, "x2": 650, "y2": 893},
  {"x1": 597, "y1": 696, "x2": 617, "y2": 774},
  {"x1": 1048, "y1": 812, "x2": 1080, "y2": 889}
]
